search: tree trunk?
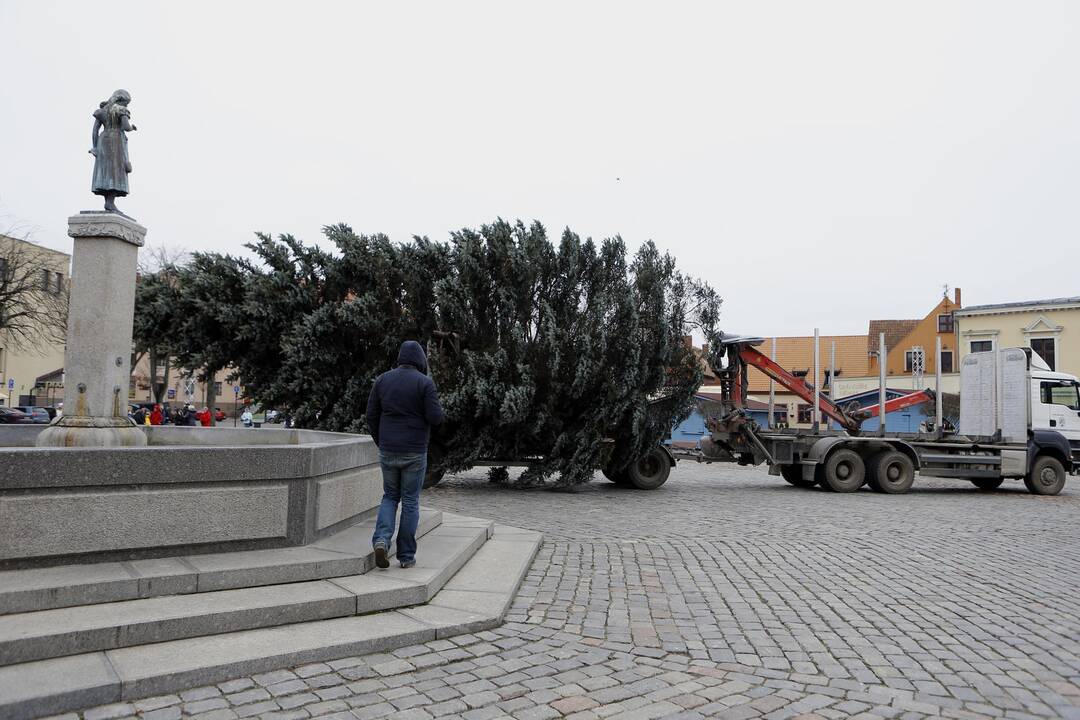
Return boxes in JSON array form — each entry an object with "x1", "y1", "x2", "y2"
[
  {"x1": 204, "y1": 367, "x2": 218, "y2": 426},
  {"x1": 151, "y1": 352, "x2": 171, "y2": 404}
]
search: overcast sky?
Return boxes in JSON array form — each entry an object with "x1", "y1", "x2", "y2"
[{"x1": 1, "y1": 1, "x2": 1077, "y2": 337}]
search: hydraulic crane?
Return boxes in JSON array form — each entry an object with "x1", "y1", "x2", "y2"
[{"x1": 712, "y1": 334, "x2": 935, "y2": 434}]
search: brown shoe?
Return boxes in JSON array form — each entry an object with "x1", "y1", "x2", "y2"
[{"x1": 374, "y1": 543, "x2": 389, "y2": 569}]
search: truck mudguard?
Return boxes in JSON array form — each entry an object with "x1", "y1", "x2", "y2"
[
  {"x1": 1029, "y1": 430, "x2": 1073, "y2": 473},
  {"x1": 658, "y1": 444, "x2": 677, "y2": 468},
  {"x1": 801, "y1": 436, "x2": 849, "y2": 482}
]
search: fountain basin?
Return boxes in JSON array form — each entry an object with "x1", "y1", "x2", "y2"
[{"x1": 0, "y1": 427, "x2": 381, "y2": 570}]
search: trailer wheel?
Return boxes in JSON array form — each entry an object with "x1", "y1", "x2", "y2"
[
  {"x1": 1024, "y1": 455, "x2": 1066, "y2": 496},
  {"x1": 779, "y1": 464, "x2": 815, "y2": 488},
  {"x1": 423, "y1": 444, "x2": 446, "y2": 489},
  {"x1": 423, "y1": 466, "x2": 446, "y2": 489},
  {"x1": 602, "y1": 466, "x2": 631, "y2": 485},
  {"x1": 867, "y1": 451, "x2": 914, "y2": 494},
  {"x1": 970, "y1": 478, "x2": 1004, "y2": 491},
  {"x1": 627, "y1": 447, "x2": 671, "y2": 490},
  {"x1": 822, "y1": 448, "x2": 865, "y2": 493}
]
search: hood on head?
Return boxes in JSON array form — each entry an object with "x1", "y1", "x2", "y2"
[{"x1": 397, "y1": 340, "x2": 428, "y2": 373}]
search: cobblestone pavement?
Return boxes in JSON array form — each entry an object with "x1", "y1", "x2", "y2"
[{"x1": 72, "y1": 463, "x2": 1080, "y2": 720}]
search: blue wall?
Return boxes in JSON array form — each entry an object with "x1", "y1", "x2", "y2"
[
  {"x1": 669, "y1": 407, "x2": 708, "y2": 445},
  {"x1": 669, "y1": 402, "x2": 787, "y2": 447}
]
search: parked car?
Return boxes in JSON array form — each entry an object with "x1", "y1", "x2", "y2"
[
  {"x1": 13, "y1": 406, "x2": 50, "y2": 424},
  {"x1": 0, "y1": 407, "x2": 32, "y2": 424},
  {"x1": 214, "y1": 408, "x2": 226, "y2": 422}
]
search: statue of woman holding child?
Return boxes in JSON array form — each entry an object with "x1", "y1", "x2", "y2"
[{"x1": 89, "y1": 89, "x2": 137, "y2": 215}]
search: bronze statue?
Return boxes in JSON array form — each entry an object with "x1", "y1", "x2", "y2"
[{"x1": 89, "y1": 89, "x2": 136, "y2": 214}]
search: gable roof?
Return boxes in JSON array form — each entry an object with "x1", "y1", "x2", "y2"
[
  {"x1": 746, "y1": 335, "x2": 869, "y2": 392},
  {"x1": 867, "y1": 319, "x2": 919, "y2": 352}
]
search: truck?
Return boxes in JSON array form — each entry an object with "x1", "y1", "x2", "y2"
[{"x1": 686, "y1": 333, "x2": 1078, "y2": 496}]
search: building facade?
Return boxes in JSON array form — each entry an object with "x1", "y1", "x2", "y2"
[
  {"x1": 0, "y1": 235, "x2": 70, "y2": 407},
  {"x1": 955, "y1": 297, "x2": 1080, "y2": 377},
  {"x1": 832, "y1": 289, "x2": 964, "y2": 399},
  {"x1": 128, "y1": 355, "x2": 247, "y2": 415}
]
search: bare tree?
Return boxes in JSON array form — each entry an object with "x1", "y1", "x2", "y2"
[
  {"x1": 0, "y1": 233, "x2": 69, "y2": 352},
  {"x1": 138, "y1": 242, "x2": 191, "y2": 276}
]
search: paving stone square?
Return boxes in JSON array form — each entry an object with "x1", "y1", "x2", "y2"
[{"x1": 71, "y1": 463, "x2": 1080, "y2": 719}]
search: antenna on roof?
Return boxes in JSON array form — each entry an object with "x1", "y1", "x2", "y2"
[{"x1": 942, "y1": 284, "x2": 949, "y2": 299}]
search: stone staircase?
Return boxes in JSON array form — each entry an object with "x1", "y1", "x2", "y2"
[{"x1": 0, "y1": 510, "x2": 541, "y2": 720}]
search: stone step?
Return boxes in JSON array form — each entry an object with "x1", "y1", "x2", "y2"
[
  {"x1": 0, "y1": 509, "x2": 444, "y2": 616},
  {"x1": 0, "y1": 519, "x2": 491, "y2": 666},
  {"x1": 0, "y1": 524, "x2": 542, "y2": 720}
]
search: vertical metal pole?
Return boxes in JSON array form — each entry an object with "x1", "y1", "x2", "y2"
[
  {"x1": 879, "y1": 332, "x2": 887, "y2": 436},
  {"x1": 995, "y1": 346, "x2": 1004, "y2": 439},
  {"x1": 768, "y1": 337, "x2": 776, "y2": 429},
  {"x1": 813, "y1": 328, "x2": 820, "y2": 430},
  {"x1": 828, "y1": 341, "x2": 836, "y2": 400},
  {"x1": 935, "y1": 336, "x2": 943, "y2": 436}
]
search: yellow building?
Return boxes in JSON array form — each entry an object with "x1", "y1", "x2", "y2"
[
  {"x1": 0, "y1": 235, "x2": 70, "y2": 407},
  {"x1": 868, "y1": 288, "x2": 963, "y2": 377},
  {"x1": 955, "y1": 297, "x2": 1080, "y2": 376}
]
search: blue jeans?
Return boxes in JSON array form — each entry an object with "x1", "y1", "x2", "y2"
[{"x1": 372, "y1": 451, "x2": 426, "y2": 563}]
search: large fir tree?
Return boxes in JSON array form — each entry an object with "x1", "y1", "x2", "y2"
[{"x1": 149, "y1": 219, "x2": 720, "y2": 485}]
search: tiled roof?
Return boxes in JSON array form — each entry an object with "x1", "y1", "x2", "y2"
[
  {"x1": 867, "y1": 319, "x2": 919, "y2": 352},
  {"x1": 746, "y1": 335, "x2": 869, "y2": 392}
]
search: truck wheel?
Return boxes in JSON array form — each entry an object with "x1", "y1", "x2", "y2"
[
  {"x1": 1024, "y1": 455, "x2": 1066, "y2": 496},
  {"x1": 779, "y1": 464, "x2": 815, "y2": 488},
  {"x1": 971, "y1": 478, "x2": 1004, "y2": 491},
  {"x1": 822, "y1": 448, "x2": 865, "y2": 493},
  {"x1": 627, "y1": 447, "x2": 671, "y2": 490},
  {"x1": 867, "y1": 451, "x2": 914, "y2": 494}
]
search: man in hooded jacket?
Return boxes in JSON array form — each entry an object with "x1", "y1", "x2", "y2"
[{"x1": 366, "y1": 340, "x2": 445, "y2": 569}]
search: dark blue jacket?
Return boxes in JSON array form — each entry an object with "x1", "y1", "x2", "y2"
[{"x1": 366, "y1": 341, "x2": 445, "y2": 454}]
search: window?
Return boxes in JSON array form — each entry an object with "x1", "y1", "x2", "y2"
[
  {"x1": 52, "y1": 272, "x2": 64, "y2": 294},
  {"x1": 213, "y1": 381, "x2": 223, "y2": 396},
  {"x1": 1040, "y1": 381, "x2": 1080, "y2": 411},
  {"x1": 0, "y1": 257, "x2": 7, "y2": 281},
  {"x1": 41, "y1": 269, "x2": 50, "y2": 291},
  {"x1": 1031, "y1": 338, "x2": 1056, "y2": 371},
  {"x1": 904, "y1": 348, "x2": 924, "y2": 373},
  {"x1": 937, "y1": 313, "x2": 954, "y2": 333},
  {"x1": 940, "y1": 351, "x2": 953, "y2": 373},
  {"x1": 970, "y1": 340, "x2": 993, "y2": 353},
  {"x1": 797, "y1": 404, "x2": 813, "y2": 424}
]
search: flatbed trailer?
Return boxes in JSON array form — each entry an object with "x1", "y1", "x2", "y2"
[{"x1": 688, "y1": 334, "x2": 1079, "y2": 496}]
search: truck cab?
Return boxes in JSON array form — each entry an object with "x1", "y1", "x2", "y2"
[{"x1": 1030, "y1": 362, "x2": 1080, "y2": 443}]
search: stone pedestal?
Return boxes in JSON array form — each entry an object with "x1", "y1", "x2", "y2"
[{"x1": 37, "y1": 213, "x2": 147, "y2": 448}]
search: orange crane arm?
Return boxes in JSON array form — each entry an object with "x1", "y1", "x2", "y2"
[
  {"x1": 734, "y1": 343, "x2": 935, "y2": 432},
  {"x1": 737, "y1": 345, "x2": 863, "y2": 431}
]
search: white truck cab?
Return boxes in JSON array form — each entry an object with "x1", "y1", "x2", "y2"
[{"x1": 1030, "y1": 356, "x2": 1080, "y2": 443}]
